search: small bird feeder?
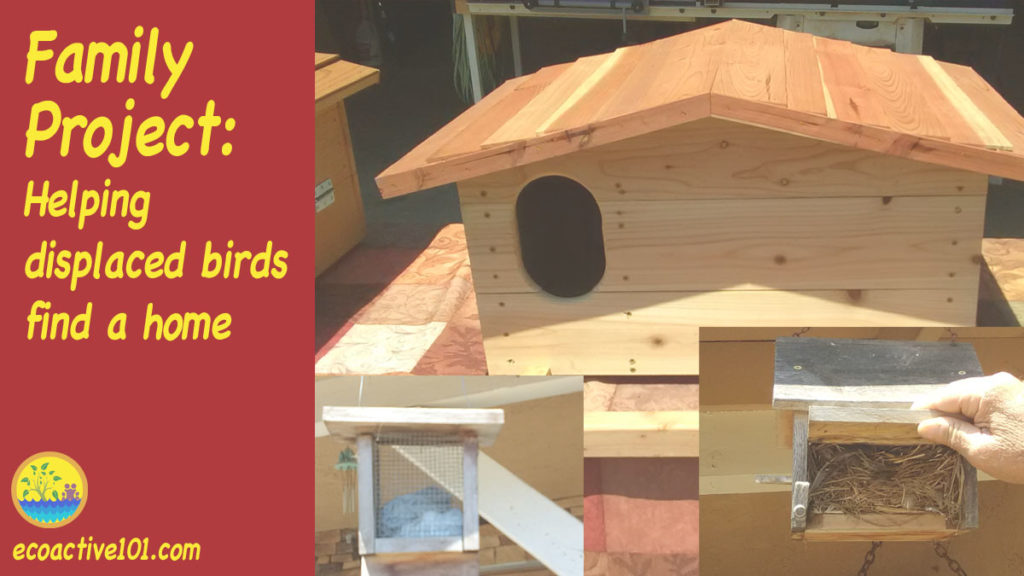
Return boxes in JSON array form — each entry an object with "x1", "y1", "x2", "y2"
[
  {"x1": 773, "y1": 337, "x2": 981, "y2": 542},
  {"x1": 323, "y1": 406, "x2": 504, "y2": 572}
]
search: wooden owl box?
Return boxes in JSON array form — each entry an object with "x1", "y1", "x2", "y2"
[{"x1": 378, "y1": 20, "x2": 1024, "y2": 375}]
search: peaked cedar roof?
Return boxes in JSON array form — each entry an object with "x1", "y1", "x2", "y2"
[{"x1": 377, "y1": 19, "x2": 1024, "y2": 197}]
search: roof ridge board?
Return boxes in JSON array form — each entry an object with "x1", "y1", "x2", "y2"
[{"x1": 710, "y1": 23, "x2": 787, "y2": 107}]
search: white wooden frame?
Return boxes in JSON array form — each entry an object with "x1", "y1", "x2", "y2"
[{"x1": 327, "y1": 408, "x2": 502, "y2": 558}]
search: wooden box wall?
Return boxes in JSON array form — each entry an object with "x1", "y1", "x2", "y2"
[
  {"x1": 459, "y1": 118, "x2": 986, "y2": 375},
  {"x1": 314, "y1": 56, "x2": 376, "y2": 276}
]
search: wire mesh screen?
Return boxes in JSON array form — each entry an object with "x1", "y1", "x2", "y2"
[{"x1": 373, "y1": 432, "x2": 464, "y2": 540}]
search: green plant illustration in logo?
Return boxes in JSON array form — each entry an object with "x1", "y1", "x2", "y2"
[{"x1": 11, "y1": 452, "x2": 87, "y2": 528}]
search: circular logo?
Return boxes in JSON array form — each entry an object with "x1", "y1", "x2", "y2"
[{"x1": 11, "y1": 452, "x2": 87, "y2": 528}]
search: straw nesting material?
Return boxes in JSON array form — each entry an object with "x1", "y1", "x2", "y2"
[{"x1": 808, "y1": 443, "x2": 964, "y2": 526}]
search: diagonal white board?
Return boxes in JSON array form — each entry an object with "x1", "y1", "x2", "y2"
[{"x1": 396, "y1": 448, "x2": 582, "y2": 575}]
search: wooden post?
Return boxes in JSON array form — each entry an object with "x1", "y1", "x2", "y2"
[
  {"x1": 962, "y1": 455, "x2": 979, "y2": 530},
  {"x1": 357, "y1": 434, "x2": 376, "y2": 555},
  {"x1": 462, "y1": 436, "x2": 480, "y2": 551}
]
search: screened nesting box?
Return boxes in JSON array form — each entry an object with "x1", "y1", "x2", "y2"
[
  {"x1": 323, "y1": 407, "x2": 504, "y2": 572},
  {"x1": 773, "y1": 337, "x2": 982, "y2": 541},
  {"x1": 376, "y1": 19, "x2": 1024, "y2": 376}
]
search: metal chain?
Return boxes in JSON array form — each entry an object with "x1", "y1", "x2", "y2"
[
  {"x1": 856, "y1": 541, "x2": 882, "y2": 576},
  {"x1": 946, "y1": 327, "x2": 959, "y2": 344},
  {"x1": 792, "y1": 327, "x2": 811, "y2": 338},
  {"x1": 934, "y1": 542, "x2": 969, "y2": 576}
]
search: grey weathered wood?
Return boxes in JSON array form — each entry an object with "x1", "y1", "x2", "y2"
[
  {"x1": 791, "y1": 411, "x2": 809, "y2": 534},
  {"x1": 773, "y1": 338, "x2": 983, "y2": 410},
  {"x1": 962, "y1": 456, "x2": 979, "y2": 530},
  {"x1": 357, "y1": 434, "x2": 376, "y2": 555},
  {"x1": 774, "y1": 384, "x2": 946, "y2": 410},
  {"x1": 462, "y1": 436, "x2": 480, "y2": 552},
  {"x1": 810, "y1": 406, "x2": 944, "y2": 424},
  {"x1": 791, "y1": 481, "x2": 809, "y2": 534}
]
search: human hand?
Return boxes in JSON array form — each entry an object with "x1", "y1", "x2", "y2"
[{"x1": 912, "y1": 372, "x2": 1024, "y2": 484}]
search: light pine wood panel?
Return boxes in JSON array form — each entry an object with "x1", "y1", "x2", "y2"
[
  {"x1": 361, "y1": 553, "x2": 478, "y2": 576},
  {"x1": 457, "y1": 119, "x2": 987, "y2": 205},
  {"x1": 583, "y1": 411, "x2": 699, "y2": 458},
  {"x1": 477, "y1": 289, "x2": 975, "y2": 376},
  {"x1": 323, "y1": 407, "x2": 504, "y2": 446},
  {"x1": 699, "y1": 410, "x2": 793, "y2": 491},
  {"x1": 699, "y1": 327, "x2": 1024, "y2": 342},
  {"x1": 315, "y1": 103, "x2": 365, "y2": 276},
  {"x1": 462, "y1": 195, "x2": 984, "y2": 294},
  {"x1": 807, "y1": 407, "x2": 943, "y2": 445},
  {"x1": 315, "y1": 52, "x2": 340, "y2": 69},
  {"x1": 478, "y1": 297, "x2": 702, "y2": 376},
  {"x1": 314, "y1": 58, "x2": 378, "y2": 113},
  {"x1": 803, "y1": 513, "x2": 956, "y2": 542}
]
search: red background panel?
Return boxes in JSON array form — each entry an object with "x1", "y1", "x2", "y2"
[{"x1": 1, "y1": 2, "x2": 310, "y2": 574}]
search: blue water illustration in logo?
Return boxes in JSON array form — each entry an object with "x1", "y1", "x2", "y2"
[{"x1": 18, "y1": 498, "x2": 82, "y2": 524}]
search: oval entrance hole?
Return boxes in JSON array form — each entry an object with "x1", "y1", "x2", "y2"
[{"x1": 515, "y1": 176, "x2": 606, "y2": 298}]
